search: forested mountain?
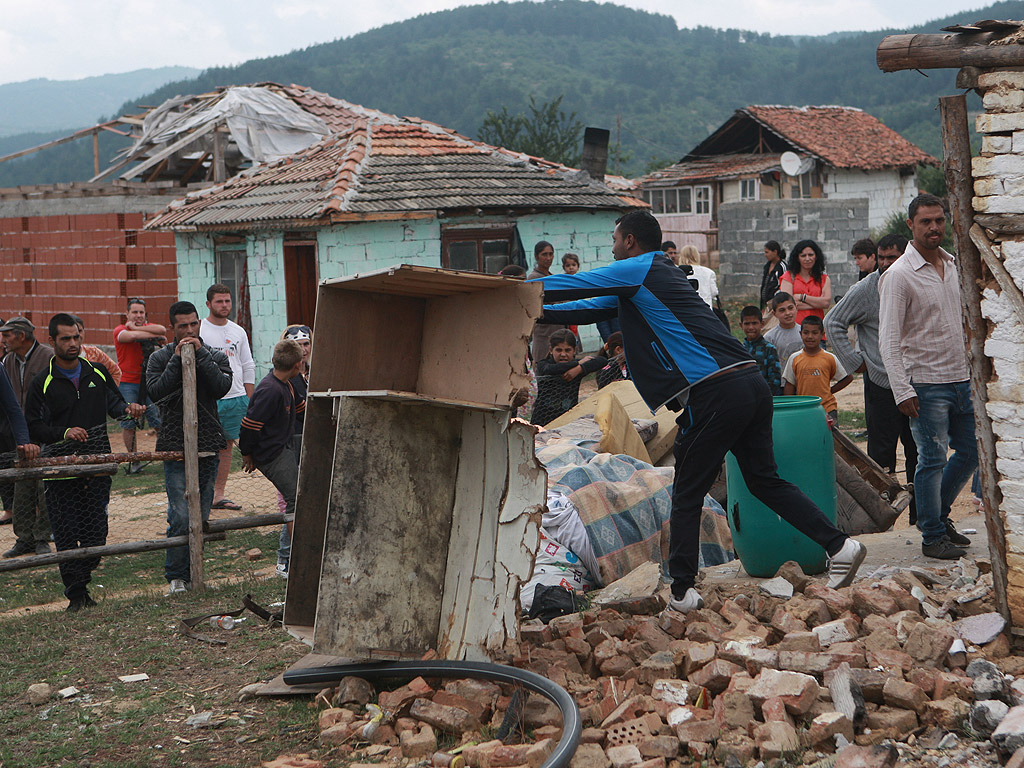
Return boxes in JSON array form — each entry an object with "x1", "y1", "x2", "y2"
[
  {"x1": 0, "y1": 66, "x2": 199, "y2": 136},
  {"x1": 3, "y1": 0, "x2": 1021, "y2": 186}
]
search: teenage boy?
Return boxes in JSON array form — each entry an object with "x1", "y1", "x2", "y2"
[
  {"x1": 740, "y1": 305, "x2": 781, "y2": 395},
  {"x1": 783, "y1": 316, "x2": 853, "y2": 427},
  {"x1": 26, "y1": 313, "x2": 144, "y2": 611},
  {"x1": 200, "y1": 284, "x2": 256, "y2": 511},
  {"x1": 147, "y1": 301, "x2": 232, "y2": 594},
  {"x1": 851, "y1": 238, "x2": 878, "y2": 281},
  {"x1": 764, "y1": 292, "x2": 802, "y2": 366},
  {"x1": 239, "y1": 340, "x2": 305, "y2": 576},
  {"x1": 532, "y1": 210, "x2": 866, "y2": 614}
]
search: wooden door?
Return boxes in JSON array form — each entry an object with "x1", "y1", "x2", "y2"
[{"x1": 284, "y1": 242, "x2": 318, "y2": 328}]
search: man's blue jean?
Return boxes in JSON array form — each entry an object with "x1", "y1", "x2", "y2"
[
  {"x1": 909, "y1": 381, "x2": 978, "y2": 545},
  {"x1": 164, "y1": 455, "x2": 219, "y2": 582}
]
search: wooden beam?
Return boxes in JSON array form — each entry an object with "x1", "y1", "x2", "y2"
[
  {"x1": 119, "y1": 120, "x2": 218, "y2": 181},
  {"x1": 0, "y1": 463, "x2": 117, "y2": 482},
  {"x1": 146, "y1": 157, "x2": 169, "y2": 183},
  {"x1": 975, "y1": 213, "x2": 1024, "y2": 236},
  {"x1": 0, "y1": 532, "x2": 226, "y2": 573},
  {"x1": 179, "y1": 151, "x2": 210, "y2": 185},
  {"x1": 940, "y1": 94, "x2": 1010, "y2": 623},
  {"x1": 878, "y1": 33, "x2": 1024, "y2": 72},
  {"x1": 212, "y1": 126, "x2": 227, "y2": 183},
  {"x1": 0, "y1": 120, "x2": 121, "y2": 164},
  {"x1": 971, "y1": 224, "x2": 1024, "y2": 325},
  {"x1": 93, "y1": 130, "x2": 100, "y2": 178}
]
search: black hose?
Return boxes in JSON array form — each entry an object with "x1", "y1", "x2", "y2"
[{"x1": 284, "y1": 660, "x2": 582, "y2": 768}]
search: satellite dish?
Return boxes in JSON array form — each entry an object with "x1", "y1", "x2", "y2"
[{"x1": 780, "y1": 152, "x2": 802, "y2": 176}]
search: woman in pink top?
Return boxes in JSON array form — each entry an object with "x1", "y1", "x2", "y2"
[{"x1": 779, "y1": 239, "x2": 832, "y2": 325}]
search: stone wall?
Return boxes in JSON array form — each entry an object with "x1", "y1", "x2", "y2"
[
  {"x1": 970, "y1": 68, "x2": 1024, "y2": 627},
  {"x1": 717, "y1": 199, "x2": 870, "y2": 301}
]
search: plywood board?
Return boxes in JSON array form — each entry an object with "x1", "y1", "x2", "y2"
[
  {"x1": 284, "y1": 396, "x2": 339, "y2": 628},
  {"x1": 308, "y1": 289, "x2": 423, "y2": 393},
  {"x1": 419, "y1": 281, "x2": 540, "y2": 407},
  {"x1": 312, "y1": 398, "x2": 462, "y2": 658}
]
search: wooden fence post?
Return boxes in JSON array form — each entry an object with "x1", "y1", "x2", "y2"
[
  {"x1": 181, "y1": 343, "x2": 204, "y2": 591},
  {"x1": 940, "y1": 93, "x2": 1010, "y2": 623}
]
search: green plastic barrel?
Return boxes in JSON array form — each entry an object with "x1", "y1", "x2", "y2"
[{"x1": 724, "y1": 395, "x2": 836, "y2": 577}]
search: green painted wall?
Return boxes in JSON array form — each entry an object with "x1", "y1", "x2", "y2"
[{"x1": 175, "y1": 209, "x2": 621, "y2": 374}]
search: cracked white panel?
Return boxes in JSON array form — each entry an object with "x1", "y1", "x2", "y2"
[{"x1": 439, "y1": 413, "x2": 544, "y2": 660}]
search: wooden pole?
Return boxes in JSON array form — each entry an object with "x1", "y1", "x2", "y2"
[
  {"x1": 877, "y1": 32, "x2": 1024, "y2": 72},
  {"x1": 181, "y1": 343, "x2": 204, "y2": 591},
  {"x1": 0, "y1": 532, "x2": 227, "y2": 573},
  {"x1": 92, "y1": 130, "x2": 100, "y2": 178},
  {"x1": 0, "y1": 463, "x2": 118, "y2": 482},
  {"x1": 940, "y1": 94, "x2": 1010, "y2": 623},
  {"x1": 13, "y1": 450, "x2": 211, "y2": 468}
]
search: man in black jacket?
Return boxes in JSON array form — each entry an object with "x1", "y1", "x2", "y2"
[
  {"x1": 26, "y1": 313, "x2": 144, "y2": 611},
  {"x1": 146, "y1": 301, "x2": 232, "y2": 595}
]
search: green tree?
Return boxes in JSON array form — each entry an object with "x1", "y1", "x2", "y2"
[{"x1": 479, "y1": 95, "x2": 584, "y2": 166}]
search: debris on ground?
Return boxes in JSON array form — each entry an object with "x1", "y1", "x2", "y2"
[{"x1": 299, "y1": 556, "x2": 1023, "y2": 767}]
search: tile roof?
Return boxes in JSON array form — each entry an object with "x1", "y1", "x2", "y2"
[
  {"x1": 637, "y1": 153, "x2": 781, "y2": 186},
  {"x1": 740, "y1": 106, "x2": 936, "y2": 170},
  {"x1": 147, "y1": 84, "x2": 643, "y2": 231}
]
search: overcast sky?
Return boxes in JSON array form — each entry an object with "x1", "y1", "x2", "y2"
[{"x1": 0, "y1": 0, "x2": 999, "y2": 85}]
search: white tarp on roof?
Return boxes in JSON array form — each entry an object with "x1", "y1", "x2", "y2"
[{"x1": 131, "y1": 86, "x2": 330, "y2": 164}]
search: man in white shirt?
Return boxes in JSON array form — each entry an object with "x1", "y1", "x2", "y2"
[
  {"x1": 200, "y1": 284, "x2": 256, "y2": 510},
  {"x1": 879, "y1": 194, "x2": 976, "y2": 561}
]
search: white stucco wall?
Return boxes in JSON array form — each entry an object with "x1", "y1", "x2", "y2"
[
  {"x1": 825, "y1": 168, "x2": 918, "y2": 231},
  {"x1": 968, "y1": 68, "x2": 1024, "y2": 627}
]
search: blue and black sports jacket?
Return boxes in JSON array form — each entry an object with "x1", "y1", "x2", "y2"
[{"x1": 533, "y1": 251, "x2": 752, "y2": 412}]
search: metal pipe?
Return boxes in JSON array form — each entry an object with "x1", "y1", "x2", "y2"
[{"x1": 284, "y1": 660, "x2": 582, "y2": 768}]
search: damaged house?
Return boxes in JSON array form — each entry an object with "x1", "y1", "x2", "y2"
[{"x1": 145, "y1": 84, "x2": 644, "y2": 366}]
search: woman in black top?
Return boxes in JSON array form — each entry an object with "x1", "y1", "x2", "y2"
[{"x1": 760, "y1": 240, "x2": 787, "y2": 310}]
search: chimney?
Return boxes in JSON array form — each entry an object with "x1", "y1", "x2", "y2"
[{"x1": 580, "y1": 127, "x2": 610, "y2": 183}]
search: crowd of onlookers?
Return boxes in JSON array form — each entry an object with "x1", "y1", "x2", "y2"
[
  {"x1": 0, "y1": 285, "x2": 312, "y2": 611},
  {"x1": 517, "y1": 193, "x2": 978, "y2": 565}
]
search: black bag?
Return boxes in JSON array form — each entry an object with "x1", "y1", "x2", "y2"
[{"x1": 527, "y1": 584, "x2": 579, "y2": 623}]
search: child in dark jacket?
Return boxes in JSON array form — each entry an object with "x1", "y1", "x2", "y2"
[
  {"x1": 531, "y1": 329, "x2": 606, "y2": 426},
  {"x1": 239, "y1": 339, "x2": 306, "y2": 575}
]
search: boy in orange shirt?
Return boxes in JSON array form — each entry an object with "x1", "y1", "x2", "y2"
[{"x1": 783, "y1": 316, "x2": 852, "y2": 427}]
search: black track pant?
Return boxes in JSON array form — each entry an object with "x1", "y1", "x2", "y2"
[
  {"x1": 46, "y1": 476, "x2": 110, "y2": 600},
  {"x1": 668, "y1": 366, "x2": 846, "y2": 597}
]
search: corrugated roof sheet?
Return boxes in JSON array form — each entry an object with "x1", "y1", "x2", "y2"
[
  {"x1": 638, "y1": 154, "x2": 781, "y2": 186},
  {"x1": 148, "y1": 85, "x2": 643, "y2": 230}
]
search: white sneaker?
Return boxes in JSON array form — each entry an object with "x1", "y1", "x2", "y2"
[
  {"x1": 166, "y1": 578, "x2": 189, "y2": 595},
  {"x1": 275, "y1": 562, "x2": 289, "y2": 579},
  {"x1": 826, "y1": 538, "x2": 866, "y2": 589},
  {"x1": 666, "y1": 588, "x2": 704, "y2": 614}
]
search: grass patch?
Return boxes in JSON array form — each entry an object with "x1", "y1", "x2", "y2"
[
  {"x1": 838, "y1": 409, "x2": 866, "y2": 432},
  {"x1": 0, "y1": 577, "x2": 317, "y2": 768},
  {"x1": 0, "y1": 528, "x2": 281, "y2": 612}
]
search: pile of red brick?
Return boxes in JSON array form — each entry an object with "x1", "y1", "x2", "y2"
[{"x1": 282, "y1": 559, "x2": 1024, "y2": 768}]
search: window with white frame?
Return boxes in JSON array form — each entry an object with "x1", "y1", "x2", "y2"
[{"x1": 740, "y1": 179, "x2": 759, "y2": 201}]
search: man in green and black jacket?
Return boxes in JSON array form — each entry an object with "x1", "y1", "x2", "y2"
[{"x1": 26, "y1": 313, "x2": 144, "y2": 611}]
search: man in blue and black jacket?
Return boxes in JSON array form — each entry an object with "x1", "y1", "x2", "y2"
[
  {"x1": 26, "y1": 313, "x2": 144, "y2": 611},
  {"x1": 533, "y1": 210, "x2": 866, "y2": 613}
]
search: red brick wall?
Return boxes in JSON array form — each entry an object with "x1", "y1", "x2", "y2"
[{"x1": 0, "y1": 212, "x2": 178, "y2": 346}]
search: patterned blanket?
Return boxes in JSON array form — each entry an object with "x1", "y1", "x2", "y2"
[{"x1": 536, "y1": 439, "x2": 734, "y2": 586}]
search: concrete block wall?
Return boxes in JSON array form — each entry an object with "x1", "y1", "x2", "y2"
[
  {"x1": 317, "y1": 218, "x2": 442, "y2": 282},
  {"x1": 717, "y1": 199, "x2": 869, "y2": 302},
  {"x1": 0, "y1": 210, "x2": 178, "y2": 344},
  {"x1": 969, "y1": 68, "x2": 1024, "y2": 627}
]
